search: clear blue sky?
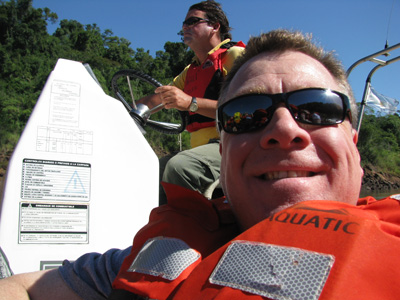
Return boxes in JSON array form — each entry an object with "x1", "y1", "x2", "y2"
[{"x1": 32, "y1": 0, "x2": 400, "y2": 110}]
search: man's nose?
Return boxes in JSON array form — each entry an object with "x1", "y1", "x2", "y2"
[
  {"x1": 258, "y1": 106, "x2": 311, "y2": 149},
  {"x1": 182, "y1": 23, "x2": 192, "y2": 30}
]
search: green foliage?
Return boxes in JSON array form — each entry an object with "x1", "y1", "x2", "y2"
[
  {"x1": 358, "y1": 114, "x2": 400, "y2": 176},
  {"x1": 3, "y1": 0, "x2": 400, "y2": 180},
  {"x1": 0, "y1": 0, "x2": 193, "y2": 160}
]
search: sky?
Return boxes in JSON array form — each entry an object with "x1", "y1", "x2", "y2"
[{"x1": 32, "y1": 0, "x2": 400, "y2": 113}]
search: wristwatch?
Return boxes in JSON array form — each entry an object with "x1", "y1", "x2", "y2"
[{"x1": 189, "y1": 97, "x2": 198, "y2": 112}]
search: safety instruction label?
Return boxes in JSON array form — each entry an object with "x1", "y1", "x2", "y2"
[
  {"x1": 36, "y1": 126, "x2": 93, "y2": 155},
  {"x1": 49, "y1": 80, "x2": 80, "y2": 127},
  {"x1": 21, "y1": 159, "x2": 91, "y2": 201},
  {"x1": 19, "y1": 202, "x2": 89, "y2": 244}
]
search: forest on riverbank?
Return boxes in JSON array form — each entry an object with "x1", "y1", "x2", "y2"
[{"x1": 1, "y1": 0, "x2": 400, "y2": 191}]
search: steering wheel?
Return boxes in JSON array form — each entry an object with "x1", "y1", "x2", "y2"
[{"x1": 111, "y1": 69, "x2": 188, "y2": 134}]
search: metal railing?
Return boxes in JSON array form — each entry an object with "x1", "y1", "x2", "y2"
[{"x1": 346, "y1": 42, "x2": 400, "y2": 132}]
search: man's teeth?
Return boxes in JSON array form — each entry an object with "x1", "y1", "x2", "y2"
[{"x1": 263, "y1": 171, "x2": 310, "y2": 180}]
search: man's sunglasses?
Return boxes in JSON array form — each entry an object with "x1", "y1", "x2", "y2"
[
  {"x1": 182, "y1": 17, "x2": 209, "y2": 27},
  {"x1": 217, "y1": 88, "x2": 352, "y2": 134}
]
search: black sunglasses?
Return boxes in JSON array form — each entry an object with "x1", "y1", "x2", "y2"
[
  {"x1": 217, "y1": 88, "x2": 352, "y2": 134},
  {"x1": 182, "y1": 16, "x2": 209, "y2": 26}
]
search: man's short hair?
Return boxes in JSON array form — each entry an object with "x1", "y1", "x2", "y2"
[
  {"x1": 220, "y1": 29, "x2": 358, "y2": 128},
  {"x1": 189, "y1": 0, "x2": 232, "y2": 40}
]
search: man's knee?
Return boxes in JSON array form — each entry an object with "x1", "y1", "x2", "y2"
[
  {"x1": 162, "y1": 154, "x2": 191, "y2": 186},
  {"x1": 163, "y1": 152, "x2": 209, "y2": 192},
  {"x1": 162, "y1": 146, "x2": 221, "y2": 193},
  {"x1": 163, "y1": 155, "x2": 187, "y2": 179}
]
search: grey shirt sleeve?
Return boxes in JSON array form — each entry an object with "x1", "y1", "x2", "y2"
[{"x1": 58, "y1": 246, "x2": 132, "y2": 300}]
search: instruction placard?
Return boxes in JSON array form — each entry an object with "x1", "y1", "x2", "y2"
[
  {"x1": 19, "y1": 203, "x2": 89, "y2": 244},
  {"x1": 36, "y1": 126, "x2": 93, "y2": 155},
  {"x1": 49, "y1": 80, "x2": 81, "y2": 127},
  {"x1": 21, "y1": 159, "x2": 91, "y2": 201}
]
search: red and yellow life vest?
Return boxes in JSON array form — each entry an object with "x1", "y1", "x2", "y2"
[
  {"x1": 110, "y1": 184, "x2": 400, "y2": 299},
  {"x1": 184, "y1": 41, "x2": 245, "y2": 133}
]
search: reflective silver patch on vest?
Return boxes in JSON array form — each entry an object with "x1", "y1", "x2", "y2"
[
  {"x1": 209, "y1": 241, "x2": 334, "y2": 300},
  {"x1": 128, "y1": 237, "x2": 200, "y2": 280}
]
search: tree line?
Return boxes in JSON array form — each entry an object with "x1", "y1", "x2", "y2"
[
  {"x1": 0, "y1": 0, "x2": 193, "y2": 166},
  {"x1": 1, "y1": 0, "x2": 400, "y2": 178}
]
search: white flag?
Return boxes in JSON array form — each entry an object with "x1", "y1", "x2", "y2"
[{"x1": 365, "y1": 86, "x2": 399, "y2": 116}]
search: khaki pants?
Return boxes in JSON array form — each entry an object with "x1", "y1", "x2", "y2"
[{"x1": 159, "y1": 141, "x2": 220, "y2": 205}]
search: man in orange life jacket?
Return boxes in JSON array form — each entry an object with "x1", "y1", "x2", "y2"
[
  {"x1": 140, "y1": 0, "x2": 245, "y2": 205},
  {"x1": 3, "y1": 30, "x2": 400, "y2": 300}
]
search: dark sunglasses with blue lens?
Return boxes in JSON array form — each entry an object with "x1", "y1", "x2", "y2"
[
  {"x1": 217, "y1": 88, "x2": 352, "y2": 134},
  {"x1": 182, "y1": 16, "x2": 209, "y2": 27}
]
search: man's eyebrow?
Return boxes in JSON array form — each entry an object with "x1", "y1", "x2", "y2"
[
  {"x1": 231, "y1": 87, "x2": 268, "y2": 98},
  {"x1": 232, "y1": 85, "x2": 331, "y2": 98}
]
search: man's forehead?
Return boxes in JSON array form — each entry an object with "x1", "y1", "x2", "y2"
[
  {"x1": 186, "y1": 9, "x2": 206, "y2": 18},
  {"x1": 223, "y1": 51, "x2": 338, "y2": 101}
]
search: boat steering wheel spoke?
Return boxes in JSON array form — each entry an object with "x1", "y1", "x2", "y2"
[{"x1": 111, "y1": 69, "x2": 187, "y2": 134}]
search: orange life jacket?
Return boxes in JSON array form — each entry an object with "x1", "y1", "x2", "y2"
[
  {"x1": 184, "y1": 41, "x2": 245, "y2": 133},
  {"x1": 110, "y1": 184, "x2": 400, "y2": 300}
]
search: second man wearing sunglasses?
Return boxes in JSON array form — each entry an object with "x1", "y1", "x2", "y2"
[{"x1": 149, "y1": 1, "x2": 245, "y2": 205}]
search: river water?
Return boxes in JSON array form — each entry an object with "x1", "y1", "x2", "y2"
[{"x1": 359, "y1": 188, "x2": 400, "y2": 199}]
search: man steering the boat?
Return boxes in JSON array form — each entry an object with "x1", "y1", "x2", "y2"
[
  {"x1": 2, "y1": 29, "x2": 400, "y2": 300},
  {"x1": 141, "y1": 0, "x2": 245, "y2": 205}
]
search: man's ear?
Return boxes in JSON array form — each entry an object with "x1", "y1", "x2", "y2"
[{"x1": 212, "y1": 22, "x2": 220, "y2": 32}]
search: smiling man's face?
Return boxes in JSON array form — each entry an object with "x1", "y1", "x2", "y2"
[
  {"x1": 182, "y1": 9, "x2": 213, "y2": 48},
  {"x1": 219, "y1": 50, "x2": 363, "y2": 230}
]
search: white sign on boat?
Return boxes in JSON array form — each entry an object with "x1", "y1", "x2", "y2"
[{"x1": 0, "y1": 58, "x2": 159, "y2": 274}]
